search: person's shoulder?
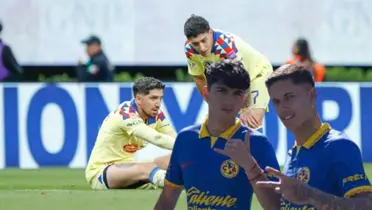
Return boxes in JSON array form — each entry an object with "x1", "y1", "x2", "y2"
[
  {"x1": 171, "y1": 124, "x2": 201, "y2": 148},
  {"x1": 323, "y1": 129, "x2": 360, "y2": 152},
  {"x1": 117, "y1": 100, "x2": 137, "y2": 120},
  {"x1": 212, "y1": 28, "x2": 233, "y2": 38},
  {"x1": 213, "y1": 29, "x2": 247, "y2": 44},
  {"x1": 210, "y1": 29, "x2": 241, "y2": 59},
  {"x1": 178, "y1": 124, "x2": 202, "y2": 136}
]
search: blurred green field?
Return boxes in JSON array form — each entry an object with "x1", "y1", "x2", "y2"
[{"x1": 1, "y1": 164, "x2": 372, "y2": 210}]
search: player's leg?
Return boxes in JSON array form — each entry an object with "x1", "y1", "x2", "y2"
[
  {"x1": 154, "y1": 153, "x2": 171, "y2": 170},
  {"x1": 105, "y1": 162, "x2": 166, "y2": 189}
]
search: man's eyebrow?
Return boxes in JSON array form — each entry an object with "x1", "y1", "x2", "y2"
[
  {"x1": 191, "y1": 36, "x2": 207, "y2": 44},
  {"x1": 283, "y1": 92, "x2": 294, "y2": 97}
]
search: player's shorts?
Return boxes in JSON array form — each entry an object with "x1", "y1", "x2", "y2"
[
  {"x1": 246, "y1": 71, "x2": 271, "y2": 111},
  {"x1": 90, "y1": 165, "x2": 111, "y2": 190},
  {"x1": 90, "y1": 164, "x2": 158, "y2": 190}
]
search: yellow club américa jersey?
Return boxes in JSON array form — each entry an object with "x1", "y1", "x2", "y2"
[
  {"x1": 185, "y1": 29, "x2": 273, "y2": 109},
  {"x1": 85, "y1": 99, "x2": 176, "y2": 183}
]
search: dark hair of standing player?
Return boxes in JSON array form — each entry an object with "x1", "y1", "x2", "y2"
[
  {"x1": 205, "y1": 59, "x2": 251, "y2": 91},
  {"x1": 184, "y1": 14, "x2": 211, "y2": 39},
  {"x1": 132, "y1": 77, "x2": 165, "y2": 96},
  {"x1": 265, "y1": 64, "x2": 315, "y2": 89},
  {"x1": 0, "y1": 21, "x2": 3, "y2": 34}
]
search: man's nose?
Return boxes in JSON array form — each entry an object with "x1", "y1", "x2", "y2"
[{"x1": 200, "y1": 44, "x2": 207, "y2": 52}]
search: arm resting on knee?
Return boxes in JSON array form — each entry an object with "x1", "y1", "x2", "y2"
[{"x1": 133, "y1": 124, "x2": 175, "y2": 150}]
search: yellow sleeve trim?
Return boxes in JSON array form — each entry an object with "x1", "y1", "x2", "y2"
[
  {"x1": 344, "y1": 185, "x2": 372, "y2": 198},
  {"x1": 164, "y1": 179, "x2": 184, "y2": 190}
]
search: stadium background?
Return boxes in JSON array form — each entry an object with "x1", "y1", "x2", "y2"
[{"x1": 1, "y1": 0, "x2": 372, "y2": 209}]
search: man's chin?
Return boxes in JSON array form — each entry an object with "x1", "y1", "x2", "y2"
[{"x1": 149, "y1": 113, "x2": 158, "y2": 118}]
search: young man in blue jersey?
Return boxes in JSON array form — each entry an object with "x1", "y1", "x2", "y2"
[
  {"x1": 224, "y1": 63, "x2": 372, "y2": 209},
  {"x1": 154, "y1": 59, "x2": 280, "y2": 210}
]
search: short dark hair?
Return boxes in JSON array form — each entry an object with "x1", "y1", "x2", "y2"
[
  {"x1": 0, "y1": 21, "x2": 3, "y2": 34},
  {"x1": 133, "y1": 77, "x2": 165, "y2": 96},
  {"x1": 265, "y1": 64, "x2": 315, "y2": 89},
  {"x1": 184, "y1": 15, "x2": 210, "y2": 39},
  {"x1": 206, "y1": 59, "x2": 250, "y2": 91}
]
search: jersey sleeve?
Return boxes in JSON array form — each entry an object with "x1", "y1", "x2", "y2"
[
  {"x1": 155, "y1": 112, "x2": 177, "y2": 138},
  {"x1": 250, "y1": 132, "x2": 280, "y2": 181},
  {"x1": 165, "y1": 133, "x2": 184, "y2": 189},
  {"x1": 329, "y1": 139, "x2": 372, "y2": 198},
  {"x1": 117, "y1": 109, "x2": 174, "y2": 149},
  {"x1": 185, "y1": 42, "x2": 204, "y2": 76}
]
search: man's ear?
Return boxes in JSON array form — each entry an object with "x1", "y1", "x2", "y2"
[{"x1": 135, "y1": 94, "x2": 141, "y2": 105}]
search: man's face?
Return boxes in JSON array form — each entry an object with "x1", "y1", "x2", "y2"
[
  {"x1": 136, "y1": 89, "x2": 164, "y2": 118},
  {"x1": 268, "y1": 79, "x2": 315, "y2": 130},
  {"x1": 206, "y1": 83, "x2": 246, "y2": 119},
  {"x1": 189, "y1": 30, "x2": 213, "y2": 57},
  {"x1": 86, "y1": 43, "x2": 101, "y2": 57}
]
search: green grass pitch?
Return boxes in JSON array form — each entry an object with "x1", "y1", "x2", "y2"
[{"x1": 1, "y1": 164, "x2": 372, "y2": 210}]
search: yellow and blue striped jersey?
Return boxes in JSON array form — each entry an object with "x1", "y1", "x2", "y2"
[
  {"x1": 282, "y1": 123, "x2": 372, "y2": 209},
  {"x1": 165, "y1": 118, "x2": 280, "y2": 210}
]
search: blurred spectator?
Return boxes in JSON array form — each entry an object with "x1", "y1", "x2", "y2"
[
  {"x1": 0, "y1": 20, "x2": 23, "y2": 82},
  {"x1": 287, "y1": 38, "x2": 325, "y2": 82},
  {"x1": 76, "y1": 35, "x2": 114, "y2": 82}
]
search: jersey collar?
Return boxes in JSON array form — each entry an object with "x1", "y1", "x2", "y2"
[
  {"x1": 294, "y1": 123, "x2": 331, "y2": 149},
  {"x1": 128, "y1": 99, "x2": 138, "y2": 113},
  {"x1": 199, "y1": 117, "x2": 241, "y2": 140}
]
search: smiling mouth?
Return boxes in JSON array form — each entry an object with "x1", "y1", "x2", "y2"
[{"x1": 282, "y1": 114, "x2": 295, "y2": 120}]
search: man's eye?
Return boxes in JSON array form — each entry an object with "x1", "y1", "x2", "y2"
[{"x1": 286, "y1": 95, "x2": 294, "y2": 100}]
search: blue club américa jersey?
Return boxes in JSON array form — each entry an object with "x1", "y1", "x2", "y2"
[
  {"x1": 282, "y1": 123, "x2": 372, "y2": 209},
  {"x1": 165, "y1": 118, "x2": 280, "y2": 210}
]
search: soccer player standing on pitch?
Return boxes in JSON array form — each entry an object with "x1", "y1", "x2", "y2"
[
  {"x1": 154, "y1": 59, "x2": 280, "y2": 210},
  {"x1": 222, "y1": 64, "x2": 372, "y2": 209},
  {"x1": 183, "y1": 15, "x2": 273, "y2": 129}
]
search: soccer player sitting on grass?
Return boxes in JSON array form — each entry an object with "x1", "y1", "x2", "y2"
[
  {"x1": 85, "y1": 77, "x2": 176, "y2": 190},
  {"x1": 223, "y1": 64, "x2": 372, "y2": 209},
  {"x1": 183, "y1": 15, "x2": 273, "y2": 129},
  {"x1": 154, "y1": 59, "x2": 280, "y2": 210}
]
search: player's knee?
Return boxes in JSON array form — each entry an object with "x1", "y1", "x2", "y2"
[
  {"x1": 105, "y1": 163, "x2": 157, "y2": 189},
  {"x1": 154, "y1": 154, "x2": 171, "y2": 170}
]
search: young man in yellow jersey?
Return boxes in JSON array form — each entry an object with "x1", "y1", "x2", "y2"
[
  {"x1": 183, "y1": 15, "x2": 273, "y2": 129},
  {"x1": 85, "y1": 77, "x2": 176, "y2": 190}
]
